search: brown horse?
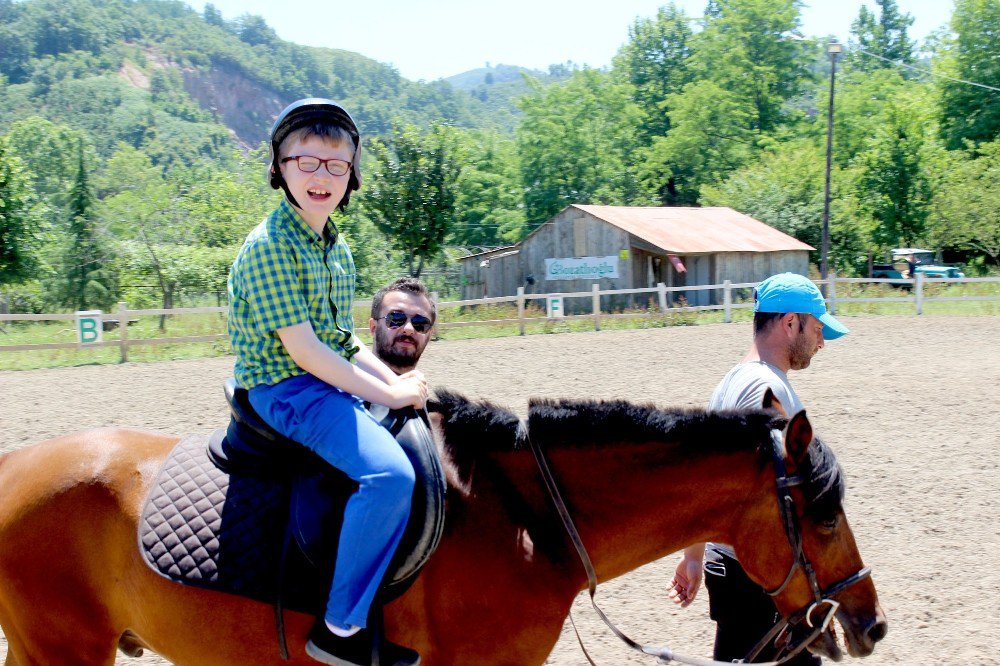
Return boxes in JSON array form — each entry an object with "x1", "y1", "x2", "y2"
[{"x1": 0, "y1": 391, "x2": 885, "y2": 665}]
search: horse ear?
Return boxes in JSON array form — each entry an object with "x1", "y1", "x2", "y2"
[
  {"x1": 784, "y1": 409, "x2": 813, "y2": 466},
  {"x1": 761, "y1": 388, "x2": 787, "y2": 417}
]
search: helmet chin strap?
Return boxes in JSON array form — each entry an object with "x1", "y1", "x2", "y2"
[{"x1": 278, "y1": 179, "x2": 302, "y2": 210}]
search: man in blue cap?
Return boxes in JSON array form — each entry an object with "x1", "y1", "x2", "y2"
[{"x1": 668, "y1": 272, "x2": 849, "y2": 665}]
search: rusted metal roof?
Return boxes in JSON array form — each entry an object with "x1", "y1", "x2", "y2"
[
  {"x1": 457, "y1": 245, "x2": 520, "y2": 260},
  {"x1": 573, "y1": 205, "x2": 814, "y2": 254}
]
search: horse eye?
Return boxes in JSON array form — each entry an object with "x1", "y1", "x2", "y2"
[{"x1": 819, "y1": 517, "x2": 839, "y2": 533}]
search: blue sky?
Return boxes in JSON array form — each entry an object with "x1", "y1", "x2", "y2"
[{"x1": 185, "y1": 1, "x2": 954, "y2": 82}]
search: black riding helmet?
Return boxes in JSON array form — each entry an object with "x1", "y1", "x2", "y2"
[{"x1": 268, "y1": 98, "x2": 362, "y2": 210}]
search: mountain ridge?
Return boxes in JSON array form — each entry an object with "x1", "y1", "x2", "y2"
[{"x1": 0, "y1": 0, "x2": 560, "y2": 160}]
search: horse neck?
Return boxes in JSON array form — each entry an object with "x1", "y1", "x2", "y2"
[
  {"x1": 390, "y1": 435, "x2": 773, "y2": 663},
  {"x1": 515, "y1": 440, "x2": 771, "y2": 583}
]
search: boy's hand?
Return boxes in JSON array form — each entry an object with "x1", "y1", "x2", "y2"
[{"x1": 389, "y1": 373, "x2": 428, "y2": 410}]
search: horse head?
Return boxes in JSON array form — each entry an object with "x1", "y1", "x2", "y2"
[{"x1": 734, "y1": 390, "x2": 888, "y2": 661}]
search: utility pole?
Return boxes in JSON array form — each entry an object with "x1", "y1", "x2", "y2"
[{"x1": 821, "y1": 40, "x2": 843, "y2": 281}]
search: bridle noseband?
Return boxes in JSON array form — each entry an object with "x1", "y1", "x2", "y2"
[{"x1": 526, "y1": 423, "x2": 872, "y2": 665}]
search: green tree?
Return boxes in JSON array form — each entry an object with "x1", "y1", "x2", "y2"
[
  {"x1": 937, "y1": 0, "x2": 1000, "y2": 149},
  {"x1": 5, "y1": 117, "x2": 92, "y2": 216},
  {"x1": 452, "y1": 131, "x2": 525, "y2": 248},
  {"x1": 641, "y1": 79, "x2": 755, "y2": 204},
  {"x1": 364, "y1": 125, "x2": 460, "y2": 278},
  {"x1": 927, "y1": 139, "x2": 1000, "y2": 264},
  {"x1": 688, "y1": 0, "x2": 811, "y2": 133},
  {"x1": 612, "y1": 2, "x2": 695, "y2": 142},
  {"x1": 829, "y1": 69, "x2": 911, "y2": 167},
  {"x1": 0, "y1": 22, "x2": 33, "y2": 83},
  {"x1": 0, "y1": 136, "x2": 35, "y2": 287},
  {"x1": 235, "y1": 14, "x2": 276, "y2": 47},
  {"x1": 517, "y1": 69, "x2": 647, "y2": 223},
  {"x1": 203, "y1": 3, "x2": 226, "y2": 28},
  {"x1": 99, "y1": 145, "x2": 192, "y2": 325},
  {"x1": 59, "y1": 140, "x2": 115, "y2": 310},
  {"x1": 852, "y1": 99, "x2": 935, "y2": 251},
  {"x1": 167, "y1": 151, "x2": 275, "y2": 249},
  {"x1": 846, "y1": 0, "x2": 916, "y2": 73},
  {"x1": 700, "y1": 139, "x2": 867, "y2": 272}
]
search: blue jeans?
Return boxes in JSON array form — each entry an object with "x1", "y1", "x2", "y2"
[{"x1": 249, "y1": 373, "x2": 415, "y2": 629}]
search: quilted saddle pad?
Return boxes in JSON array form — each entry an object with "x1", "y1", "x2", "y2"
[{"x1": 139, "y1": 432, "x2": 331, "y2": 614}]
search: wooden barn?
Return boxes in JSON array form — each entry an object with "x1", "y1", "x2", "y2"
[{"x1": 458, "y1": 205, "x2": 814, "y2": 306}]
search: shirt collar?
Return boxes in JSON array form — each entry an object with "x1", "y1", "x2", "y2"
[{"x1": 278, "y1": 199, "x2": 338, "y2": 246}]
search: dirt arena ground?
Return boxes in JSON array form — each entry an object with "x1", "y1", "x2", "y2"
[{"x1": 1, "y1": 315, "x2": 997, "y2": 665}]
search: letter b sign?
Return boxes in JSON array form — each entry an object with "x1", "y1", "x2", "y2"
[{"x1": 76, "y1": 310, "x2": 103, "y2": 345}]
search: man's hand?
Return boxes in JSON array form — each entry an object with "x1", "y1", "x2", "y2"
[{"x1": 668, "y1": 546, "x2": 704, "y2": 608}]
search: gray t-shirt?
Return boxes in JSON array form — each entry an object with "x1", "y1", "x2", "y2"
[
  {"x1": 709, "y1": 360, "x2": 803, "y2": 415},
  {"x1": 708, "y1": 361, "x2": 803, "y2": 559}
]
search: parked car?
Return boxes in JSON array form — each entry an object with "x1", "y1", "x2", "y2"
[
  {"x1": 871, "y1": 263, "x2": 905, "y2": 280},
  {"x1": 891, "y1": 248, "x2": 965, "y2": 279}
]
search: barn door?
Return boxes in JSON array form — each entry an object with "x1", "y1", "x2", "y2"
[{"x1": 682, "y1": 256, "x2": 707, "y2": 306}]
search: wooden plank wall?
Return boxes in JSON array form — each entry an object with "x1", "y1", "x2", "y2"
[
  {"x1": 521, "y1": 209, "x2": 631, "y2": 295},
  {"x1": 714, "y1": 251, "x2": 810, "y2": 284}
]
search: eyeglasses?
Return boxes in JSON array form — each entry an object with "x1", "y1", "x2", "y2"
[
  {"x1": 280, "y1": 155, "x2": 352, "y2": 176},
  {"x1": 378, "y1": 310, "x2": 433, "y2": 333}
]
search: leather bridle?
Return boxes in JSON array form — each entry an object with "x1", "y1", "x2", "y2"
[
  {"x1": 525, "y1": 423, "x2": 872, "y2": 665},
  {"x1": 741, "y1": 429, "x2": 872, "y2": 663}
]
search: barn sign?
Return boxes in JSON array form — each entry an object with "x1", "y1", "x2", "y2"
[{"x1": 544, "y1": 256, "x2": 619, "y2": 281}]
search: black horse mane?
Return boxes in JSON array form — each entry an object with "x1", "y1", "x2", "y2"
[
  {"x1": 528, "y1": 397, "x2": 780, "y2": 453},
  {"x1": 430, "y1": 389, "x2": 523, "y2": 482},
  {"x1": 430, "y1": 390, "x2": 844, "y2": 514},
  {"x1": 800, "y1": 433, "x2": 845, "y2": 520}
]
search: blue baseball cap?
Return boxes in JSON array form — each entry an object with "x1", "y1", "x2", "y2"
[{"x1": 753, "y1": 273, "x2": 849, "y2": 340}]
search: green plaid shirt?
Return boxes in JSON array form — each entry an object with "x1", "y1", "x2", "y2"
[{"x1": 228, "y1": 199, "x2": 360, "y2": 388}]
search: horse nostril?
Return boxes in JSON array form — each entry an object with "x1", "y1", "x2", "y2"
[{"x1": 867, "y1": 618, "x2": 888, "y2": 643}]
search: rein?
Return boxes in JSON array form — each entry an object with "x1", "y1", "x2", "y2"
[{"x1": 523, "y1": 422, "x2": 870, "y2": 665}]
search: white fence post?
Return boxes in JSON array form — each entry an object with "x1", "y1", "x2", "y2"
[
  {"x1": 657, "y1": 282, "x2": 667, "y2": 313},
  {"x1": 118, "y1": 301, "x2": 129, "y2": 363},
  {"x1": 516, "y1": 287, "x2": 525, "y2": 336},
  {"x1": 828, "y1": 271, "x2": 838, "y2": 315},
  {"x1": 723, "y1": 280, "x2": 732, "y2": 323},
  {"x1": 592, "y1": 284, "x2": 601, "y2": 331},
  {"x1": 915, "y1": 273, "x2": 924, "y2": 315}
]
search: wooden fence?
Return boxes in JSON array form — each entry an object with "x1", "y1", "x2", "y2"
[{"x1": 2, "y1": 272, "x2": 998, "y2": 362}]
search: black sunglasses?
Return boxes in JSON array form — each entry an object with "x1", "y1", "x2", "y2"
[{"x1": 379, "y1": 310, "x2": 433, "y2": 333}]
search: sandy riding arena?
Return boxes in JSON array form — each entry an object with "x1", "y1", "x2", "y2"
[{"x1": 1, "y1": 315, "x2": 997, "y2": 665}]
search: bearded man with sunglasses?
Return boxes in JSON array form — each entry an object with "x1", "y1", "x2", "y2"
[{"x1": 368, "y1": 277, "x2": 435, "y2": 376}]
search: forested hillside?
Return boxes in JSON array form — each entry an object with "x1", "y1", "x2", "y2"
[{"x1": 1, "y1": 0, "x2": 998, "y2": 317}]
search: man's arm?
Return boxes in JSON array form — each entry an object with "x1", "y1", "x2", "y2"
[
  {"x1": 669, "y1": 542, "x2": 705, "y2": 607},
  {"x1": 277, "y1": 322, "x2": 426, "y2": 409}
]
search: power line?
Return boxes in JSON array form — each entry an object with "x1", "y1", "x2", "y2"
[{"x1": 855, "y1": 46, "x2": 1000, "y2": 93}]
